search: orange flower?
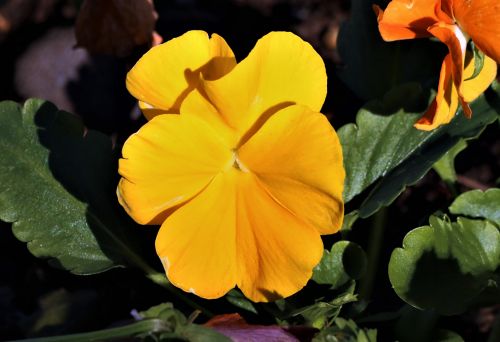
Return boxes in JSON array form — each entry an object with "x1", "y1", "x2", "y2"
[
  {"x1": 374, "y1": 0, "x2": 499, "y2": 130},
  {"x1": 118, "y1": 31, "x2": 345, "y2": 301}
]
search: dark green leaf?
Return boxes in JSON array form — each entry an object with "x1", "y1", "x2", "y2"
[
  {"x1": 465, "y1": 43, "x2": 485, "y2": 81},
  {"x1": 337, "y1": 0, "x2": 444, "y2": 101},
  {"x1": 449, "y1": 188, "x2": 500, "y2": 226},
  {"x1": 434, "y1": 330, "x2": 464, "y2": 342},
  {"x1": 0, "y1": 99, "x2": 147, "y2": 274},
  {"x1": 292, "y1": 284, "x2": 358, "y2": 329},
  {"x1": 226, "y1": 289, "x2": 258, "y2": 314},
  {"x1": 388, "y1": 216, "x2": 500, "y2": 315},
  {"x1": 339, "y1": 82, "x2": 500, "y2": 218},
  {"x1": 179, "y1": 324, "x2": 231, "y2": 342},
  {"x1": 313, "y1": 241, "x2": 367, "y2": 288}
]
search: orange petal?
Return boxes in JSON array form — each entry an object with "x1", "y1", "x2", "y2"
[
  {"x1": 235, "y1": 172, "x2": 324, "y2": 302},
  {"x1": 428, "y1": 23, "x2": 467, "y2": 96},
  {"x1": 126, "y1": 31, "x2": 236, "y2": 119},
  {"x1": 200, "y1": 32, "x2": 327, "y2": 135},
  {"x1": 453, "y1": 0, "x2": 500, "y2": 64},
  {"x1": 118, "y1": 114, "x2": 232, "y2": 224},
  {"x1": 415, "y1": 54, "x2": 459, "y2": 130},
  {"x1": 462, "y1": 54, "x2": 498, "y2": 103},
  {"x1": 373, "y1": 0, "x2": 445, "y2": 41},
  {"x1": 238, "y1": 105, "x2": 344, "y2": 235},
  {"x1": 155, "y1": 170, "x2": 238, "y2": 299}
]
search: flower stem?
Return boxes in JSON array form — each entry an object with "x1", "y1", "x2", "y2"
[{"x1": 359, "y1": 207, "x2": 387, "y2": 300}]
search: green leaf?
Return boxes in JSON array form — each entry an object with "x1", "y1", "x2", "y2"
[
  {"x1": 336, "y1": 0, "x2": 444, "y2": 101},
  {"x1": 226, "y1": 289, "x2": 258, "y2": 314},
  {"x1": 432, "y1": 139, "x2": 467, "y2": 183},
  {"x1": 449, "y1": 188, "x2": 500, "y2": 227},
  {"x1": 0, "y1": 99, "x2": 148, "y2": 274},
  {"x1": 388, "y1": 215, "x2": 500, "y2": 315},
  {"x1": 313, "y1": 241, "x2": 367, "y2": 288},
  {"x1": 139, "y1": 302, "x2": 230, "y2": 342},
  {"x1": 434, "y1": 330, "x2": 465, "y2": 342},
  {"x1": 339, "y1": 82, "x2": 500, "y2": 218},
  {"x1": 312, "y1": 318, "x2": 377, "y2": 342},
  {"x1": 292, "y1": 282, "x2": 358, "y2": 329},
  {"x1": 465, "y1": 43, "x2": 485, "y2": 81}
]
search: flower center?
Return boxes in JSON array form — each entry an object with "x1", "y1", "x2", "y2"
[{"x1": 229, "y1": 149, "x2": 250, "y2": 173}]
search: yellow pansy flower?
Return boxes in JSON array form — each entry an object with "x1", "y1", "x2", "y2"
[{"x1": 118, "y1": 31, "x2": 345, "y2": 302}]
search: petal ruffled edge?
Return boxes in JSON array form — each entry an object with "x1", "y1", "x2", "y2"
[
  {"x1": 200, "y1": 31, "x2": 327, "y2": 136},
  {"x1": 373, "y1": 0, "x2": 445, "y2": 42},
  {"x1": 126, "y1": 30, "x2": 236, "y2": 119}
]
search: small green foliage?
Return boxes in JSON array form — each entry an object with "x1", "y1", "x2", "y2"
[
  {"x1": 389, "y1": 215, "x2": 500, "y2": 315},
  {"x1": 450, "y1": 188, "x2": 500, "y2": 227},
  {"x1": 312, "y1": 317, "x2": 377, "y2": 342},
  {"x1": 293, "y1": 281, "x2": 358, "y2": 329},
  {"x1": 139, "y1": 303, "x2": 230, "y2": 342},
  {"x1": 313, "y1": 241, "x2": 367, "y2": 288}
]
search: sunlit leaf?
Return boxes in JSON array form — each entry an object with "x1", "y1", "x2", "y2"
[
  {"x1": 449, "y1": 189, "x2": 500, "y2": 227},
  {"x1": 388, "y1": 215, "x2": 500, "y2": 315},
  {"x1": 0, "y1": 99, "x2": 147, "y2": 274},
  {"x1": 340, "y1": 82, "x2": 500, "y2": 218}
]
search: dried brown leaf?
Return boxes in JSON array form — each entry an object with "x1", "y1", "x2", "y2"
[{"x1": 75, "y1": 0, "x2": 159, "y2": 57}]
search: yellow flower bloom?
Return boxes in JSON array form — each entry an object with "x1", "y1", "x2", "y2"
[{"x1": 118, "y1": 31, "x2": 345, "y2": 302}]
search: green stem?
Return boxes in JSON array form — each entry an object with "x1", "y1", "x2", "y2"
[
  {"x1": 14, "y1": 319, "x2": 169, "y2": 342},
  {"x1": 359, "y1": 208, "x2": 387, "y2": 300}
]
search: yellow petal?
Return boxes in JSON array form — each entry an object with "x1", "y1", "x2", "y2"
[
  {"x1": 201, "y1": 32, "x2": 327, "y2": 134},
  {"x1": 126, "y1": 31, "x2": 236, "y2": 119},
  {"x1": 462, "y1": 54, "x2": 498, "y2": 103},
  {"x1": 235, "y1": 172, "x2": 324, "y2": 302},
  {"x1": 238, "y1": 105, "x2": 344, "y2": 235},
  {"x1": 118, "y1": 114, "x2": 232, "y2": 224},
  {"x1": 180, "y1": 88, "x2": 238, "y2": 147},
  {"x1": 156, "y1": 170, "x2": 238, "y2": 299},
  {"x1": 415, "y1": 54, "x2": 459, "y2": 130}
]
